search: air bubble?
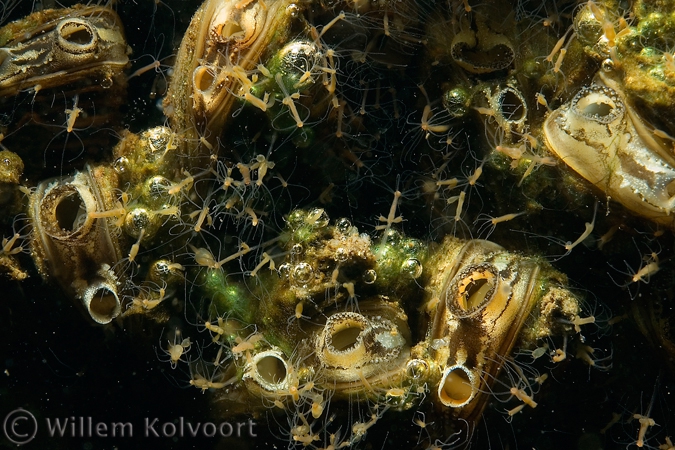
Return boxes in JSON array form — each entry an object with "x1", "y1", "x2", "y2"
[
  {"x1": 292, "y1": 263, "x2": 314, "y2": 286},
  {"x1": 335, "y1": 217, "x2": 352, "y2": 234},
  {"x1": 335, "y1": 247, "x2": 348, "y2": 262},
  {"x1": 287, "y1": 4, "x2": 299, "y2": 17},
  {"x1": 406, "y1": 359, "x2": 429, "y2": 379},
  {"x1": 101, "y1": 77, "x2": 113, "y2": 89},
  {"x1": 363, "y1": 269, "x2": 377, "y2": 284},
  {"x1": 382, "y1": 229, "x2": 401, "y2": 245},
  {"x1": 401, "y1": 258, "x2": 423, "y2": 278},
  {"x1": 307, "y1": 208, "x2": 329, "y2": 228},
  {"x1": 277, "y1": 263, "x2": 291, "y2": 280},
  {"x1": 146, "y1": 176, "x2": 172, "y2": 201},
  {"x1": 124, "y1": 208, "x2": 151, "y2": 238},
  {"x1": 290, "y1": 243, "x2": 303, "y2": 263},
  {"x1": 113, "y1": 157, "x2": 129, "y2": 174},
  {"x1": 601, "y1": 58, "x2": 614, "y2": 72}
]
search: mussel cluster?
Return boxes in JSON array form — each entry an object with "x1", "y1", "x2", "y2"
[{"x1": 2, "y1": 0, "x2": 675, "y2": 448}]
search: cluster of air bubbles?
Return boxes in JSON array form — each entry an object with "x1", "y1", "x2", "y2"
[{"x1": 276, "y1": 247, "x2": 315, "y2": 287}]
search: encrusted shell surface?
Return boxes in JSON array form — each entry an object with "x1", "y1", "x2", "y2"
[{"x1": 543, "y1": 72, "x2": 675, "y2": 228}]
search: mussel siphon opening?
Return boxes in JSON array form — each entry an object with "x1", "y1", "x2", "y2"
[
  {"x1": 331, "y1": 322, "x2": 364, "y2": 351},
  {"x1": 448, "y1": 264, "x2": 498, "y2": 317},
  {"x1": 460, "y1": 277, "x2": 491, "y2": 310},
  {"x1": 87, "y1": 286, "x2": 120, "y2": 324},
  {"x1": 217, "y1": 20, "x2": 245, "y2": 40},
  {"x1": 438, "y1": 365, "x2": 475, "y2": 407},
  {"x1": 577, "y1": 96, "x2": 614, "y2": 118},
  {"x1": 55, "y1": 191, "x2": 86, "y2": 232},
  {"x1": 498, "y1": 88, "x2": 526, "y2": 122},
  {"x1": 56, "y1": 19, "x2": 97, "y2": 53},
  {"x1": 572, "y1": 86, "x2": 623, "y2": 124},
  {"x1": 194, "y1": 66, "x2": 215, "y2": 92},
  {"x1": 320, "y1": 313, "x2": 371, "y2": 369},
  {"x1": 256, "y1": 354, "x2": 287, "y2": 385},
  {"x1": 61, "y1": 23, "x2": 95, "y2": 45}
]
